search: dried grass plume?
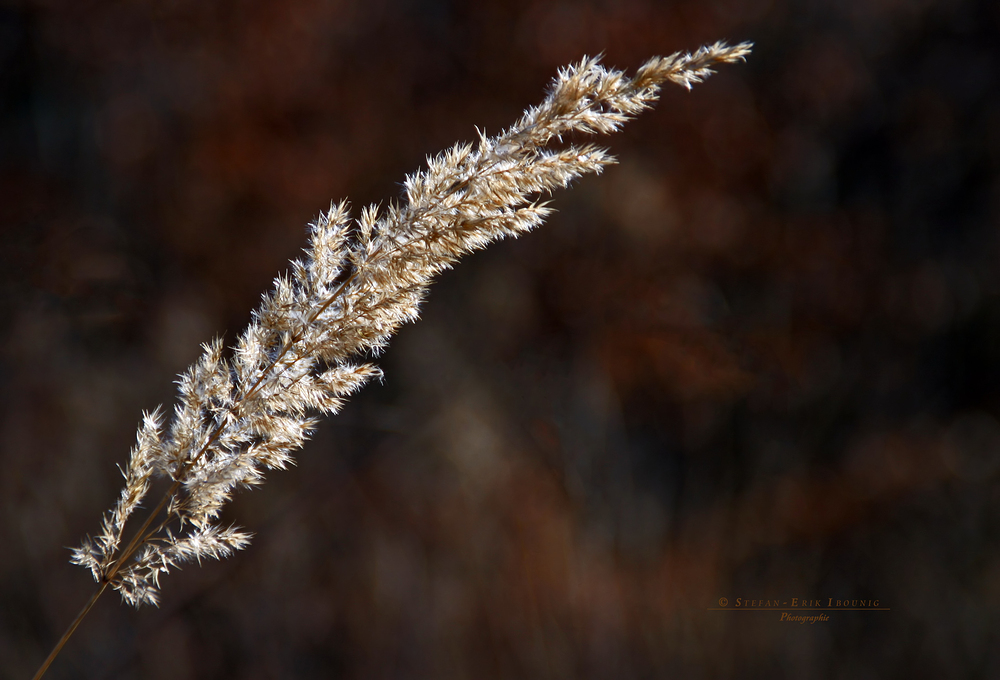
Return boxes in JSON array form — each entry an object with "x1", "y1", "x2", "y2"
[{"x1": 35, "y1": 39, "x2": 751, "y2": 680}]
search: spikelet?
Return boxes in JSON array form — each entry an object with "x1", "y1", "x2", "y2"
[{"x1": 71, "y1": 41, "x2": 752, "y2": 607}]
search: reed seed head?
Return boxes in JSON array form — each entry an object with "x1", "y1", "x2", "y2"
[{"x1": 71, "y1": 41, "x2": 752, "y2": 606}]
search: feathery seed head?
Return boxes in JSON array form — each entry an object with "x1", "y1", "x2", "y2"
[{"x1": 74, "y1": 42, "x2": 751, "y2": 606}]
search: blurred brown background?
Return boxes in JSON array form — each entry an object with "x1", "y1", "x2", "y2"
[{"x1": 2, "y1": 0, "x2": 999, "y2": 677}]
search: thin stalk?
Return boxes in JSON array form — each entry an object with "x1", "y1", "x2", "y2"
[{"x1": 31, "y1": 582, "x2": 109, "y2": 680}]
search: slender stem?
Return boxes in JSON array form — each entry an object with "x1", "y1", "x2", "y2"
[
  {"x1": 30, "y1": 483, "x2": 179, "y2": 680},
  {"x1": 32, "y1": 581, "x2": 110, "y2": 680}
]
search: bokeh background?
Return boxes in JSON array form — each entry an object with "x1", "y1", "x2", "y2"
[{"x1": 2, "y1": 0, "x2": 999, "y2": 677}]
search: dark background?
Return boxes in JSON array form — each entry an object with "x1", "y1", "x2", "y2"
[{"x1": 2, "y1": 0, "x2": 999, "y2": 677}]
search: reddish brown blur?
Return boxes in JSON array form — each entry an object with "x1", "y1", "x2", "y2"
[{"x1": 2, "y1": 0, "x2": 999, "y2": 678}]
